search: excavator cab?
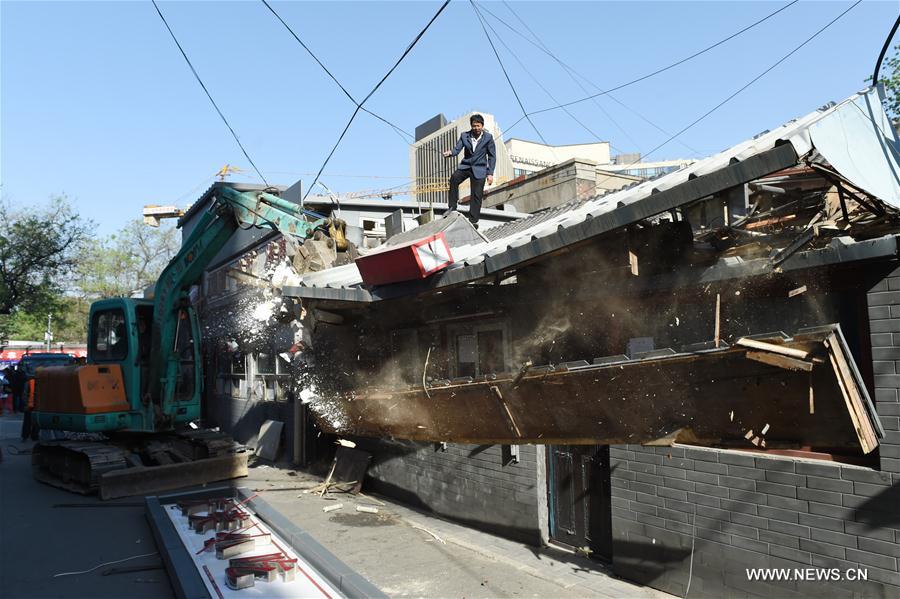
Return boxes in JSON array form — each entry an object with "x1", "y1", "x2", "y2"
[{"x1": 33, "y1": 298, "x2": 203, "y2": 434}]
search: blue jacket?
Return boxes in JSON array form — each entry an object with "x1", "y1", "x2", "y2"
[{"x1": 450, "y1": 130, "x2": 496, "y2": 179}]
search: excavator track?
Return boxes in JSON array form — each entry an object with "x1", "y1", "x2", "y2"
[{"x1": 32, "y1": 429, "x2": 249, "y2": 500}]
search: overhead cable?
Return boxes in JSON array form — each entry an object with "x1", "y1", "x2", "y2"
[
  {"x1": 260, "y1": 0, "x2": 414, "y2": 144},
  {"x1": 302, "y1": 0, "x2": 451, "y2": 201},
  {"x1": 475, "y1": 5, "x2": 613, "y2": 154},
  {"x1": 151, "y1": 0, "x2": 269, "y2": 186},
  {"x1": 261, "y1": 0, "x2": 456, "y2": 191},
  {"x1": 872, "y1": 14, "x2": 900, "y2": 85},
  {"x1": 470, "y1": 0, "x2": 550, "y2": 146},
  {"x1": 598, "y1": 0, "x2": 862, "y2": 186},
  {"x1": 492, "y1": 0, "x2": 646, "y2": 153},
  {"x1": 504, "y1": 0, "x2": 800, "y2": 129}
]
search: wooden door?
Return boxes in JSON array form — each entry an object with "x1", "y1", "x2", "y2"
[{"x1": 548, "y1": 445, "x2": 612, "y2": 560}]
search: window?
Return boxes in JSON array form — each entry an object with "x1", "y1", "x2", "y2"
[
  {"x1": 256, "y1": 353, "x2": 276, "y2": 375},
  {"x1": 449, "y1": 322, "x2": 509, "y2": 378},
  {"x1": 173, "y1": 309, "x2": 196, "y2": 402},
  {"x1": 230, "y1": 353, "x2": 246, "y2": 398},
  {"x1": 389, "y1": 329, "x2": 419, "y2": 385},
  {"x1": 245, "y1": 351, "x2": 291, "y2": 402},
  {"x1": 477, "y1": 330, "x2": 505, "y2": 375},
  {"x1": 254, "y1": 352, "x2": 278, "y2": 402},
  {"x1": 456, "y1": 334, "x2": 477, "y2": 378},
  {"x1": 91, "y1": 308, "x2": 128, "y2": 361}
]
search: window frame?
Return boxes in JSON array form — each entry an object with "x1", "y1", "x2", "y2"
[{"x1": 447, "y1": 320, "x2": 511, "y2": 378}]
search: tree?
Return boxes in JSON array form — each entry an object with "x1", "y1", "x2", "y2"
[
  {"x1": 76, "y1": 219, "x2": 180, "y2": 299},
  {"x1": 0, "y1": 195, "x2": 92, "y2": 314},
  {"x1": 0, "y1": 200, "x2": 179, "y2": 343},
  {"x1": 872, "y1": 44, "x2": 899, "y2": 121},
  {"x1": 0, "y1": 195, "x2": 93, "y2": 342},
  {"x1": 3, "y1": 296, "x2": 88, "y2": 342}
]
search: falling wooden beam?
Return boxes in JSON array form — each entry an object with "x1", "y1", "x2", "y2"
[
  {"x1": 310, "y1": 326, "x2": 881, "y2": 453},
  {"x1": 736, "y1": 337, "x2": 809, "y2": 360},
  {"x1": 745, "y1": 351, "x2": 813, "y2": 372}
]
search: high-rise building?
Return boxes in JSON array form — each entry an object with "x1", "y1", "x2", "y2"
[
  {"x1": 409, "y1": 112, "x2": 515, "y2": 207},
  {"x1": 410, "y1": 112, "x2": 694, "y2": 213}
]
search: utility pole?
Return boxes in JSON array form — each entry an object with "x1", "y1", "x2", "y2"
[{"x1": 44, "y1": 314, "x2": 53, "y2": 351}]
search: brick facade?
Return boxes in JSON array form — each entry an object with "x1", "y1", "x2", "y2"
[
  {"x1": 353, "y1": 439, "x2": 545, "y2": 545},
  {"x1": 609, "y1": 267, "x2": 900, "y2": 598}
]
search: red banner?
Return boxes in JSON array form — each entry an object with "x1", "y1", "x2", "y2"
[{"x1": 0, "y1": 348, "x2": 87, "y2": 361}]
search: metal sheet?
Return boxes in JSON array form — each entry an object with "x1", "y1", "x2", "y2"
[{"x1": 810, "y1": 87, "x2": 900, "y2": 208}]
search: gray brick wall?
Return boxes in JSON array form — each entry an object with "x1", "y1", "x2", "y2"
[
  {"x1": 208, "y1": 392, "x2": 296, "y2": 459},
  {"x1": 610, "y1": 266, "x2": 900, "y2": 598},
  {"x1": 354, "y1": 439, "x2": 543, "y2": 544}
]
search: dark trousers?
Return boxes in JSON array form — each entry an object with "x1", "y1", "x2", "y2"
[
  {"x1": 448, "y1": 169, "x2": 486, "y2": 223},
  {"x1": 21, "y1": 408, "x2": 37, "y2": 441}
]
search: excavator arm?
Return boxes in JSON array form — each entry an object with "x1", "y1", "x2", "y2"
[{"x1": 147, "y1": 186, "x2": 327, "y2": 428}]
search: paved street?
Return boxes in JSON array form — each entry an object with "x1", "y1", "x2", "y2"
[
  {"x1": 0, "y1": 413, "x2": 669, "y2": 598},
  {"x1": 0, "y1": 415, "x2": 173, "y2": 599}
]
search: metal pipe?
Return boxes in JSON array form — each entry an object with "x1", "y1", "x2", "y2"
[{"x1": 749, "y1": 183, "x2": 786, "y2": 195}]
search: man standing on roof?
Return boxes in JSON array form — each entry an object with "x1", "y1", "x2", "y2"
[{"x1": 443, "y1": 114, "x2": 496, "y2": 226}]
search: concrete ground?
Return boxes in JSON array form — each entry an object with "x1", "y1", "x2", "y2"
[
  {"x1": 0, "y1": 414, "x2": 173, "y2": 599},
  {"x1": 243, "y1": 459, "x2": 671, "y2": 599},
  {"x1": 0, "y1": 413, "x2": 670, "y2": 598}
]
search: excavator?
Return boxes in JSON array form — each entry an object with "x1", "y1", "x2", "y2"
[{"x1": 31, "y1": 186, "x2": 348, "y2": 499}]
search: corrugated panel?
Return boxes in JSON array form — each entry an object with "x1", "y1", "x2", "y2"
[{"x1": 290, "y1": 89, "x2": 886, "y2": 298}]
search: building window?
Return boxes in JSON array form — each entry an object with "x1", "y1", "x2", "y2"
[
  {"x1": 252, "y1": 351, "x2": 287, "y2": 402},
  {"x1": 448, "y1": 321, "x2": 510, "y2": 378},
  {"x1": 230, "y1": 353, "x2": 246, "y2": 398},
  {"x1": 388, "y1": 329, "x2": 420, "y2": 386},
  {"x1": 257, "y1": 352, "x2": 276, "y2": 375}
]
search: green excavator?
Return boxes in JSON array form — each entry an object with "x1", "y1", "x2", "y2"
[{"x1": 31, "y1": 186, "x2": 347, "y2": 499}]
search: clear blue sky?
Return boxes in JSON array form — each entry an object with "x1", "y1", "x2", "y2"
[{"x1": 2, "y1": 0, "x2": 897, "y2": 235}]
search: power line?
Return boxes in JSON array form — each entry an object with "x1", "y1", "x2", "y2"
[
  {"x1": 260, "y1": 0, "x2": 414, "y2": 145},
  {"x1": 260, "y1": 0, "x2": 457, "y2": 188},
  {"x1": 494, "y1": 0, "x2": 646, "y2": 154},
  {"x1": 597, "y1": 0, "x2": 862, "y2": 188},
  {"x1": 494, "y1": 0, "x2": 694, "y2": 156},
  {"x1": 503, "y1": 0, "x2": 800, "y2": 130},
  {"x1": 150, "y1": 0, "x2": 269, "y2": 186},
  {"x1": 470, "y1": 0, "x2": 550, "y2": 147},
  {"x1": 302, "y1": 0, "x2": 452, "y2": 202},
  {"x1": 475, "y1": 3, "x2": 615, "y2": 156},
  {"x1": 872, "y1": 14, "x2": 900, "y2": 84}
]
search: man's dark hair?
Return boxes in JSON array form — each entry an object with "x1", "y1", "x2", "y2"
[{"x1": 470, "y1": 114, "x2": 485, "y2": 125}]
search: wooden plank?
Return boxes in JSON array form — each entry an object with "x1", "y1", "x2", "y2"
[
  {"x1": 736, "y1": 338, "x2": 809, "y2": 360},
  {"x1": 825, "y1": 336, "x2": 878, "y2": 453},
  {"x1": 491, "y1": 385, "x2": 523, "y2": 438},
  {"x1": 745, "y1": 351, "x2": 813, "y2": 372},
  {"x1": 714, "y1": 294, "x2": 721, "y2": 348},
  {"x1": 826, "y1": 350, "x2": 870, "y2": 453},
  {"x1": 788, "y1": 285, "x2": 808, "y2": 298},
  {"x1": 825, "y1": 335, "x2": 875, "y2": 450}
]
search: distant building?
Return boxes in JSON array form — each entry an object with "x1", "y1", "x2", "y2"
[
  {"x1": 411, "y1": 112, "x2": 694, "y2": 213},
  {"x1": 605, "y1": 155, "x2": 695, "y2": 179},
  {"x1": 409, "y1": 111, "x2": 515, "y2": 208},
  {"x1": 506, "y1": 138, "x2": 610, "y2": 177}
]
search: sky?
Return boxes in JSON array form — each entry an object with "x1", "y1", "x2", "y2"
[{"x1": 2, "y1": 0, "x2": 898, "y2": 235}]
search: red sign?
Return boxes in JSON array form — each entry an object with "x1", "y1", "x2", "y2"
[{"x1": 0, "y1": 348, "x2": 87, "y2": 361}]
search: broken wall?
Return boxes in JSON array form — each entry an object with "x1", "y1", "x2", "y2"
[{"x1": 607, "y1": 262, "x2": 900, "y2": 598}]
